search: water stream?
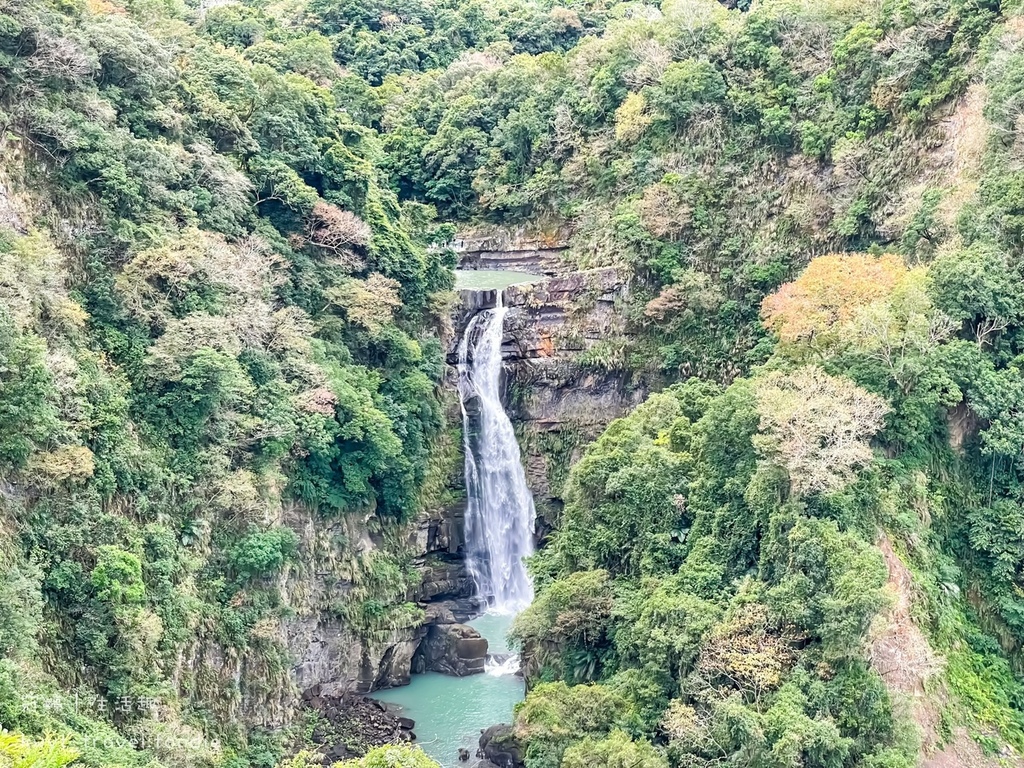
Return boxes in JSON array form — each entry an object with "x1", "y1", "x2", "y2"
[
  {"x1": 453, "y1": 269, "x2": 544, "y2": 291},
  {"x1": 457, "y1": 295, "x2": 536, "y2": 613}
]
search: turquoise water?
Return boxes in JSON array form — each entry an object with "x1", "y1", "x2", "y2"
[
  {"x1": 371, "y1": 614, "x2": 523, "y2": 767},
  {"x1": 468, "y1": 613, "x2": 513, "y2": 654},
  {"x1": 454, "y1": 269, "x2": 544, "y2": 290}
]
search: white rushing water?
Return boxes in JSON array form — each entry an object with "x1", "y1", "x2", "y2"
[
  {"x1": 485, "y1": 654, "x2": 522, "y2": 677},
  {"x1": 457, "y1": 295, "x2": 536, "y2": 615}
]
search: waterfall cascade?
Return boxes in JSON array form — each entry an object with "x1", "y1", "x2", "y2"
[{"x1": 457, "y1": 295, "x2": 536, "y2": 615}]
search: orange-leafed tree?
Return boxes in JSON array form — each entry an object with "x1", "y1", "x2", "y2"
[{"x1": 760, "y1": 253, "x2": 907, "y2": 353}]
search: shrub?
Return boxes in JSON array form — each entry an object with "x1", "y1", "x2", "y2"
[
  {"x1": 0, "y1": 731, "x2": 78, "y2": 768},
  {"x1": 561, "y1": 730, "x2": 667, "y2": 768},
  {"x1": 90, "y1": 547, "x2": 145, "y2": 606},
  {"x1": 335, "y1": 745, "x2": 440, "y2": 768},
  {"x1": 228, "y1": 528, "x2": 300, "y2": 580},
  {"x1": 0, "y1": 317, "x2": 58, "y2": 471}
]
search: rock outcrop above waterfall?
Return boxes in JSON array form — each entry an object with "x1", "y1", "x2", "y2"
[{"x1": 454, "y1": 225, "x2": 571, "y2": 275}]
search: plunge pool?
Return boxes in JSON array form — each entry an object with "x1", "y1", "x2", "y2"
[{"x1": 371, "y1": 613, "x2": 524, "y2": 767}]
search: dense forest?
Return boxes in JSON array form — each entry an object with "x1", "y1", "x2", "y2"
[{"x1": 1, "y1": 0, "x2": 1023, "y2": 766}]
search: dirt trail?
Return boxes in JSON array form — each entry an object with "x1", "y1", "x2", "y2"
[{"x1": 869, "y1": 535, "x2": 1008, "y2": 768}]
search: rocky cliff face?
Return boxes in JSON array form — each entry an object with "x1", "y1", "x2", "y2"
[
  {"x1": 452, "y1": 227, "x2": 648, "y2": 520},
  {"x1": 453, "y1": 226, "x2": 571, "y2": 275},
  {"x1": 179, "y1": 502, "x2": 484, "y2": 729},
  {"x1": 281, "y1": 503, "x2": 485, "y2": 702}
]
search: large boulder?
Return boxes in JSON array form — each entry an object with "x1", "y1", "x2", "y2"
[
  {"x1": 412, "y1": 556, "x2": 474, "y2": 602},
  {"x1": 478, "y1": 724, "x2": 524, "y2": 768},
  {"x1": 412, "y1": 623, "x2": 488, "y2": 676}
]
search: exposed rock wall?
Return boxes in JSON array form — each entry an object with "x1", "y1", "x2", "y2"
[
  {"x1": 454, "y1": 225, "x2": 571, "y2": 275},
  {"x1": 412, "y1": 623, "x2": 489, "y2": 676},
  {"x1": 452, "y1": 231, "x2": 647, "y2": 517},
  {"x1": 281, "y1": 504, "x2": 483, "y2": 700},
  {"x1": 181, "y1": 505, "x2": 480, "y2": 728},
  {"x1": 284, "y1": 615, "x2": 424, "y2": 697}
]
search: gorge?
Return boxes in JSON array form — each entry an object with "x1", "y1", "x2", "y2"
[
  {"x1": 369, "y1": 274, "x2": 545, "y2": 768},
  {"x1": 366, "y1": 245, "x2": 639, "y2": 766},
  {"x1": 3, "y1": 1, "x2": 1024, "y2": 767},
  {"x1": 271, "y1": 229, "x2": 643, "y2": 742}
]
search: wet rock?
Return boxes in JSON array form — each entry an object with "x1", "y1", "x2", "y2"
[
  {"x1": 457, "y1": 634, "x2": 488, "y2": 660},
  {"x1": 486, "y1": 652, "x2": 513, "y2": 667},
  {"x1": 411, "y1": 556, "x2": 474, "y2": 602},
  {"x1": 479, "y1": 724, "x2": 524, "y2": 768},
  {"x1": 413, "y1": 623, "x2": 488, "y2": 676},
  {"x1": 458, "y1": 747, "x2": 471, "y2": 761}
]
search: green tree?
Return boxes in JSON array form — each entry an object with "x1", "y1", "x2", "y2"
[
  {"x1": 0, "y1": 317, "x2": 58, "y2": 471},
  {"x1": 335, "y1": 745, "x2": 440, "y2": 768},
  {"x1": 90, "y1": 547, "x2": 145, "y2": 606},
  {"x1": 228, "y1": 527, "x2": 300, "y2": 580},
  {"x1": 561, "y1": 730, "x2": 667, "y2": 768}
]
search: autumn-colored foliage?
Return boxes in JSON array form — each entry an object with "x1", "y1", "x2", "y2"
[
  {"x1": 305, "y1": 200, "x2": 371, "y2": 272},
  {"x1": 753, "y1": 366, "x2": 890, "y2": 496},
  {"x1": 696, "y1": 603, "x2": 798, "y2": 700},
  {"x1": 760, "y1": 253, "x2": 907, "y2": 347}
]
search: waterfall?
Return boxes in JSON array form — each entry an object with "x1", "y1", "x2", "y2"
[{"x1": 457, "y1": 295, "x2": 535, "y2": 615}]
